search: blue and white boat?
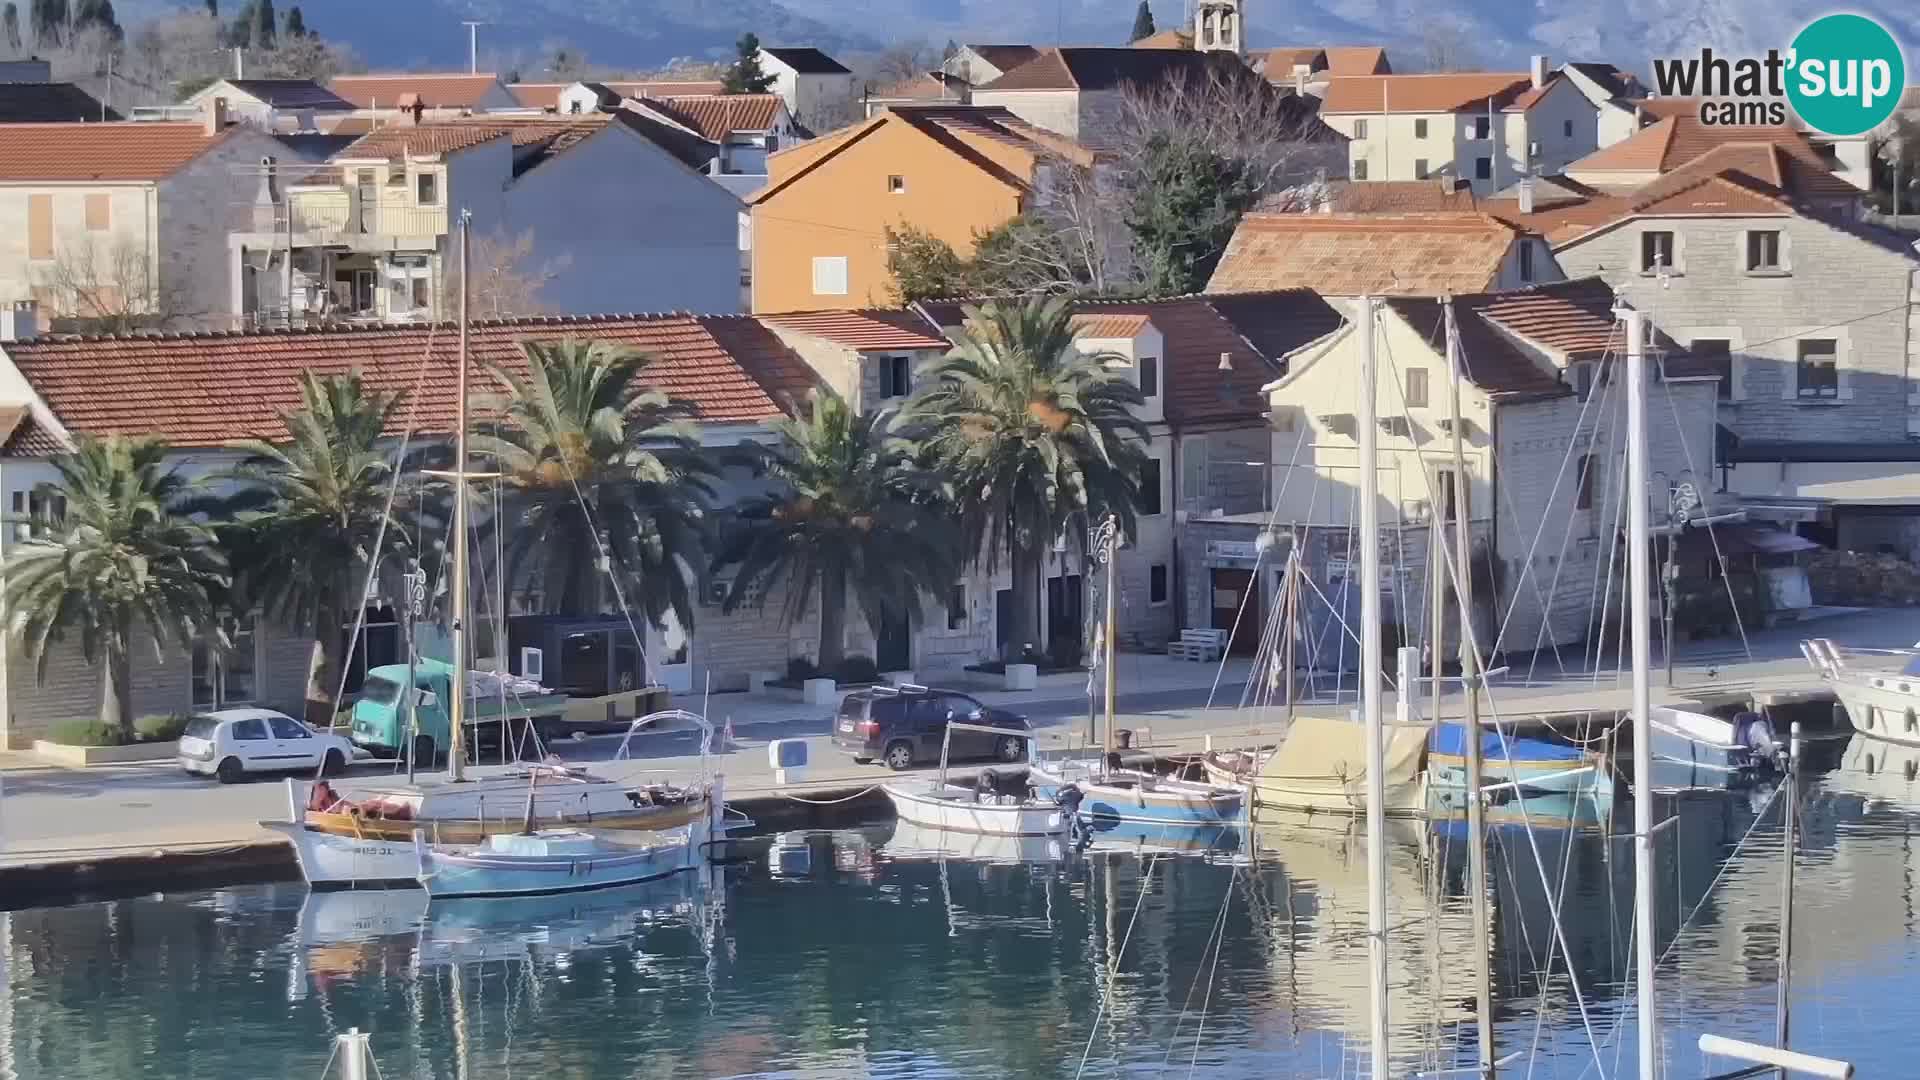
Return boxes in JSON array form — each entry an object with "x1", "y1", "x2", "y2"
[
  {"x1": 1029, "y1": 757, "x2": 1244, "y2": 827},
  {"x1": 1426, "y1": 722, "x2": 1611, "y2": 807},
  {"x1": 414, "y1": 827, "x2": 703, "y2": 899}
]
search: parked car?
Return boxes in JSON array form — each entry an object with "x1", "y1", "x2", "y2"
[
  {"x1": 178, "y1": 708, "x2": 358, "y2": 783},
  {"x1": 833, "y1": 687, "x2": 1030, "y2": 770}
]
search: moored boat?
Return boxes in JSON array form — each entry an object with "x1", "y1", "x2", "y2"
[
  {"x1": 1647, "y1": 706, "x2": 1778, "y2": 777},
  {"x1": 414, "y1": 826, "x2": 704, "y2": 899},
  {"x1": 1805, "y1": 637, "x2": 1920, "y2": 748},
  {"x1": 1029, "y1": 758, "x2": 1243, "y2": 826},
  {"x1": 1217, "y1": 714, "x2": 1429, "y2": 819},
  {"x1": 1427, "y1": 721, "x2": 1604, "y2": 799},
  {"x1": 883, "y1": 778, "x2": 1067, "y2": 836}
]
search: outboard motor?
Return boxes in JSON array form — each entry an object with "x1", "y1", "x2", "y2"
[
  {"x1": 1731, "y1": 711, "x2": 1781, "y2": 765},
  {"x1": 1054, "y1": 782, "x2": 1089, "y2": 847}
]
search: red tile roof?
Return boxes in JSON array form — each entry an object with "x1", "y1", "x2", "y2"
[
  {"x1": 1209, "y1": 213, "x2": 1519, "y2": 297},
  {"x1": 867, "y1": 72, "x2": 971, "y2": 103},
  {"x1": 760, "y1": 309, "x2": 950, "y2": 351},
  {"x1": 334, "y1": 122, "x2": 510, "y2": 161},
  {"x1": 327, "y1": 73, "x2": 506, "y2": 110},
  {"x1": 640, "y1": 94, "x2": 784, "y2": 140},
  {"x1": 1329, "y1": 179, "x2": 1479, "y2": 213},
  {"x1": 1263, "y1": 48, "x2": 1328, "y2": 72},
  {"x1": 978, "y1": 48, "x2": 1252, "y2": 93},
  {"x1": 1, "y1": 414, "x2": 64, "y2": 456},
  {"x1": 1323, "y1": 46, "x2": 1392, "y2": 76},
  {"x1": 1322, "y1": 73, "x2": 1532, "y2": 114},
  {"x1": 1130, "y1": 29, "x2": 1194, "y2": 50},
  {"x1": 506, "y1": 80, "x2": 727, "y2": 110},
  {"x1": 0, "y1": 315, "x2": 821, "y2": 451},
  {"x1": 1071, "y1": 313, "x2": 1152, "y2": 339},
  {"x1": 0, "y1": 121, "x2": 241, "y2": 182},
  {"x1": 1564, "y1": 113, "x2": 1852, "y2": 199}
]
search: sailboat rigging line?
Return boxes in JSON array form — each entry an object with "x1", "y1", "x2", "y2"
[
  {"x1": 1483, "y1": 327, "x2": 1623, "y2": 665},
  {"x1": 1158, "y1": 865, "x2": 1239, "y2": 1076},
  {"x1": 1421, "y1": 505, "x2": 1612, "y2": 1077},
  {"x1": 323, "y1": 318, "x2": 445, "y2": 733},
  {"x1": 1585, "y1": 377, "x2": 1631, "y2": 685},
  {"x1": 1073, "y1": 852, "x2": 1166, "y2": 1080},
  {"x1": 1200, "y1": 365, "x2": 1325, "y2": 713},
  {"x1": 1182, "y1": 868, "x2": 1236, "y2": 1079},
  {"x1": 1654, "y1": 374, "x2": 1754, "y2": 665}
]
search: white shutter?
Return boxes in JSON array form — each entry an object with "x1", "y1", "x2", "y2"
[{"x1": 811, "y1": 256, "x2": 848, "y2": 296}]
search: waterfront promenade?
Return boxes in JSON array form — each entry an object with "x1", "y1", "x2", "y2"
[{"x1": 1, "y1": 606, "x2": 1911, "y2": 880}]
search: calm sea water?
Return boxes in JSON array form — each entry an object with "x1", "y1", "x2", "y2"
[{"x1": 4, "y1": 732, "x2": 1917, "y2": 1079}]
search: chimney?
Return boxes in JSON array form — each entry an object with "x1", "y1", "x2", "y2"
[
  {"x1": 204, "y1": 95, "x2": 228, "y2": 135},
  {"x1": 0, "y1": 300, "x2": 38, "y2": 343},
  {"x1": 1518, "y1": 173, "x2": 1535, "y2": 214},
  {"x1": 1530, "y1": 54, "x2": 1549, "y2": 90},
  {"x1": 1294, "y1": 68, "x2": 1306, "y2": 95}
]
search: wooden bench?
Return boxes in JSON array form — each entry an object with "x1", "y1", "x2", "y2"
[{"x1": 1168, "y1": 628, "x2": 1227, "y2": 662}]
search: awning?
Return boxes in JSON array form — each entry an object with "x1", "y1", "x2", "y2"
[{"x1": 1676, "y1": 523, "x2": 1820, "y2": 558}]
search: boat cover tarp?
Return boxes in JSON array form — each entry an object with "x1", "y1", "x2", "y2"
[
  {"x1": 1428, "y1": 722, "x2": 1584, "y2": 762},
  {"x1": 1901, "y1": 653, "x2": 1920, "y2": 678},
  {"x1": 1251, "y1": 714, "x2": 1428, "y2": 814}
]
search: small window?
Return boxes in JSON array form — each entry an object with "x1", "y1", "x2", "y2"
[
  {"x1": 1474, "y1": 156, "x2": 1492, "y2": 180},
  {"x1": 1563, "y1": 119, "x2": 1574, "y2": 138},
  {"x1": 269, "y1": 715, "x2": 310, "y2": 740},
  {"x1": 230, "y1": 718, "x2": 269, "y2": 741},
  {"x1": 1149, "y1": 564, "x2": 1168, "y2": 605},
  {"x1": 947, "y1": 584, "x2": 966, "y2": 631},
  {"x1": 1575, "y1": 454, "x2": 1597, "y2": 510},
  {"x1": 1639, "y1": 231, "x2": 1674, "y2": 273},
  {"x1": 1433, "y1": 468, "x2": 1459, "y2": 523},
  {"x1": 1414, "y1": 158, "x2": 1429, "y2": 179},
  {"x1": 1692, "y1": 338, "x2": 1732, "y2": 401},
  {"x1": 84, "y1": 193, "x2": 111, "y2": 231},
  {"x1": 1139, "y1": 459, "x2": 1163, "y2": 516},
  {"x1": 1518, "y1": 240, "x2": 1535, "y2": 281},
  {"x1": 887, "y1": 174, "x2": 906, "y2": 193},
  {"x1": 1413, "y1": 118, "x2": 1428, "y2": 139},
  {"x1": 1353, "y1": 118, "x2": 1368, "y2": 139},
  {"x1": 1796, "y1": 339, "x2": 1839, "y2": 399},
  {"x1": 879, "y1": 354, "x2": 911, "y2": 398},
  {"x1": 812, "y1": 256, "x2": 848, "y2": 296},
  {"x1": 409, "y1": 276, "x2": 431, "y2": 312},
  {"x1": 1472, "y1": 115, "x2": 1491, "y2": 140},
  {"x1": 1139, "y1": 356, "x2": 1159, "y2": 397},
  {"x1": 1404, "y1": 367, "x2": 1429, "y2": 409},
  {"x1": 568, "y1": 99, "x2": 583, "y2": 114},
  {"x1": 1353, "y1": 158, "x2": 1369, "y2": 181},
  {"x1": 415, "y1": 171, "x2": 438, "y2": 206},
  {"x1": 27, "y1": 193, "x2": 52, "y2": 259},
  {"x1": 1746, "y1": 230, "x2": 1783, "y2": 272}
]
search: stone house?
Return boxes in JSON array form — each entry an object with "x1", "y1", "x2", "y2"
[
  {"x1": 180, "y1": 79, "x2": 355, "y2": 131},
  {"x1": 228, "y1": 111, "x2": 743, "y2": 326},
  {"x1": 969, "y1": 47, "x2": 1281, "y2": 146},
  {"x1": 1494, "y1": 133, "x2": 1920, "y2": 557},
  {"x1": 0, "y1": 310, "x2": 830, "y2": 746},
  {"x1": 1208, "y1": 211, "x2": 1563, "y2": 297},
  {"x1": 1257, "y1": 279, "x2": 1720, "y2": 660},
  {"x1": 0, "y1": 106, "x2": 288, "y2": 332},
  {"x1": 1319, "y1": 61, "x2": 1600, "y2": 193}
]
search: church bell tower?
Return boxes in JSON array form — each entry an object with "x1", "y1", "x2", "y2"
[{"x1": 1194, "y1": 0, "x2": 1243, "y2": 55}]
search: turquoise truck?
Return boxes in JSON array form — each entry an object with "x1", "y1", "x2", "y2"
[{"x1": 349, "y1": 657, "x2": 571, "y2": 763}]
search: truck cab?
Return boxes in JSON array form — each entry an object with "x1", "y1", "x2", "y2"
[{"x1": 349, "y1": 658, "x2": 568, "y2": 762}]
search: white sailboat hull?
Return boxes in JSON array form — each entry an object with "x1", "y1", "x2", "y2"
[
  {"x1": 264, "y1": 820, "x2": 421, "y2": 887},
  {"x1": 883, "y1": 783, "x2": 1067, "y2": 836}
]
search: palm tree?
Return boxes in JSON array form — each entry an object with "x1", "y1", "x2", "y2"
[
  {"x1": 474, "y1": 338, "x2": 715, "y2": 635},
  {"x1": 904, "y1": 296, "x2": 1149, "y2": 659},
  {"x1": 712, "y1": 391, "x2": 957, "y2": 673},
  {"x1": 3, "y1": 435, "x2": 229, "y2": 738},
  {"x1": 215, "y1": 371, "x2": 417, "y2": 726}
]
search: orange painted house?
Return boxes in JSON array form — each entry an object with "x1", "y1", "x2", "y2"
[{"x1": 746, "y1": 104, "x2": 1090, "y2": 313}]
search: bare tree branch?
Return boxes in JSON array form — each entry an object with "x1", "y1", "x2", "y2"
[
  {"x1": 32, "y1": 233, "x2": 197, "y2": 333},
  {"x1": 440, "y1": 228, "x2": 570, "y2": 320}
]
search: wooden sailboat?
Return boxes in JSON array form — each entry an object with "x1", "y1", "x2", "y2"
[{"x1": 265, "y1": 215, "x2": 718, "y2": 887}]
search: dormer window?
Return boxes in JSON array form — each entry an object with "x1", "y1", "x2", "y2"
[
  {"x1": 1139, "y1": 356, "x2": 1159, "y2": 397},
  {"x1": 416, "y1": 171, "x2": 438, "y2": 206}
]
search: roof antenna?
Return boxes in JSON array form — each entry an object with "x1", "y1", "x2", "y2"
[{"x1": 462, "y1": 21, "x2": 486, "y2": 75}]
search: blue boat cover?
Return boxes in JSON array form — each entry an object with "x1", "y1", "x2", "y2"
[
  {"x1": 1902, "y1": 654, "x2": 1920, "y2": 677},
  {"x1": 1428, "y1": 722, "x2": 1585, "y2": 762}
]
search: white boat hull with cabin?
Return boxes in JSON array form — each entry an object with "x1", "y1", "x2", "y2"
[
  {"x1": 1806, "y1": 638, "x2": 1920, "y2": 748},
  {"x1": 883, "y1": 781, "x2": 1067, "y2": 836}
]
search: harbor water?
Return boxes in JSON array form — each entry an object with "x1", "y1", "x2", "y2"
[{"x1": 3, "y1": 732, "x2": 1916, "y2": 1078}]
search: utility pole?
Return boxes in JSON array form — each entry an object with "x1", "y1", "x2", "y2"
[{"x1": 462, "y1": 21, "x2": 484, "y2": 74}]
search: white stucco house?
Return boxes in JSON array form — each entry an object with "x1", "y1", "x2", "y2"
[{"x1": 756, "y1": 47, "x2": 858, "y2": 132}]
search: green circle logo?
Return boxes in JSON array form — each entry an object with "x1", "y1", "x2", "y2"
[{"x1": 1786, "y1": 14, "x2": 1906, "y2": 136}]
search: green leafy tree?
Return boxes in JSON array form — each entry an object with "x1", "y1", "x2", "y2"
[
  {"x1": 2, "y1": 3, "x2": 19, "y2": 51},
  {"x1": 713, "y1": 392, "x2": 956, "y2": 672},
  {"x1": 212, "y1": 372, "x2": 417, "y2": 726},
  {"x1": 904, "y1": 297, "x2": 1148, "y2": 659},
  {"x1": 3, "y1": 437, "x2": 228, "y2": 739},
  {"x1": 885, "y1": 224, "x2": 972, "y2": 304},
  {"x1": 474, "y1": 339, "x2": 715, "y2": 634},
  {"x1": 1129, "y1": 0, "x2": 1156, "y2": 42},
  {"x1": 283, "y1": 3, "x2": 305, "y2": 38},
  {"x1": 1125, "y1": 130, "x2": 1258, "y2": 296},
  {"x1": 723, "y1": 32, "x2": 775, "y2": 94}
]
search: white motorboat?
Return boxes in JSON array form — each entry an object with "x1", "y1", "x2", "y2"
[
  {"x1": 882, "y1": 719, "x2": 1068, "y2": 837},
  {"x1": 1805, "y1": 638, "x2": 1920, "y2": 748},
  {"x1": 1647, "y1": 706, "x2": 1778, "y2": 777}
]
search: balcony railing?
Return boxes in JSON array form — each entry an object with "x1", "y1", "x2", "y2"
[{"x1": 283, "y1": 199, "x2": 446, "y2": 239}]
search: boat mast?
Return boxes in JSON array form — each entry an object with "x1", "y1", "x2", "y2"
[
  {"x1": 1446, "y1": 299, "x2": 1496, "y2": 1077},
  {"x1": 1357, "y1": 295, "x2": 1390, "y2": 1077},
  {"x1": 448, "y1": 212, "x2": 472, "y2": 784},
  {"x1": 1102, "y1": 514, "x2": 1118, "y2": 765},
  {"x1": 1622, "y1": 302, "x2": 1658, "y2": 1078}
]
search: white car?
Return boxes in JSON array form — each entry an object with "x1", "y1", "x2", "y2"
[{"x1": 178, "y1": 708, "x2": 358, "y2": 783}]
